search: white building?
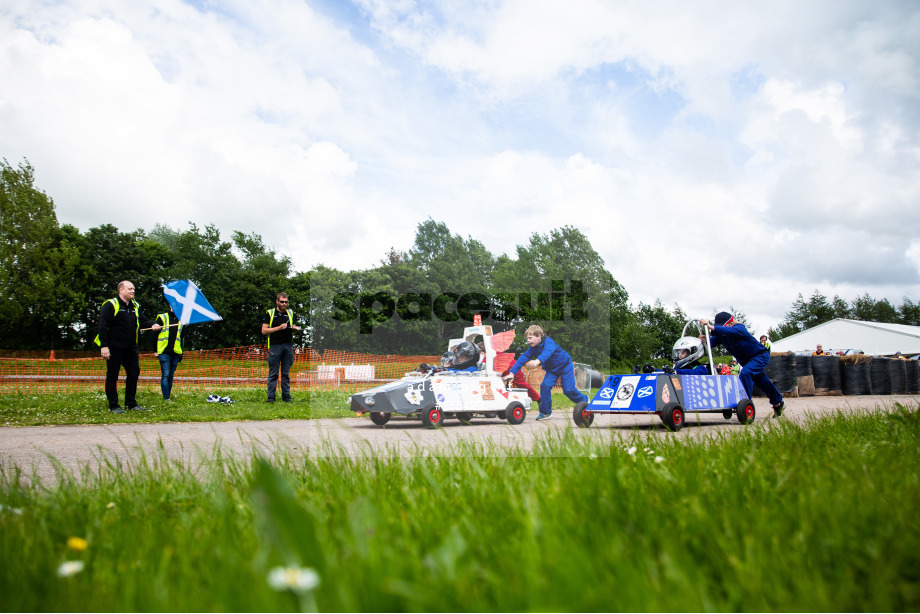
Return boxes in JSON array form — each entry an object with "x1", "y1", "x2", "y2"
[{"x1": 771, "y1": 319, "x2": 920, "y2": 357}]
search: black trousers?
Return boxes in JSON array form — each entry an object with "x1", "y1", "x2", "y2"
[{"x1": 105, "y1": 347, "x2": 140, "y2": 409}]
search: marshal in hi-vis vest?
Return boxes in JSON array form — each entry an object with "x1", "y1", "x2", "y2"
[
  {"x1": 94, "y1": 298, "x2": 140, "y2": 346},
  {"x1": 156, "y1": 312, "x2": 183, "y2": 355},
  {"x1": 266, "y1": 308, "x2": 295, "y2": 349}
]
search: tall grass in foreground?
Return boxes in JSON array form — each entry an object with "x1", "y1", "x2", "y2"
[{"x1": 2, "y1": 406, "x2": 919, "y2": 611}]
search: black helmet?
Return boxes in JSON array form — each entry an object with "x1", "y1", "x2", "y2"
[{"x1": 451, "y1": 341, "x2": 481, "y2": 370}]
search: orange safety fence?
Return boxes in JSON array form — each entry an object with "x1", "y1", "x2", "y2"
[
  {"x1": 0, "y1": 346, "x2": 441, "y2": 395},
  {"x1": 0, "y1": 346, "x2": 559, "y2": 395}
]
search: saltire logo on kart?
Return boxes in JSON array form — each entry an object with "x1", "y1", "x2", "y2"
[
  {"x1": 162, "y1": 280, "x2": 222, "y2": 325},
  {"x1": 637, "y1": 386, "x2": 653, "y2": 398},
  {"x1": 599, "y1": 387, "x2": 616, "y2": 399}
]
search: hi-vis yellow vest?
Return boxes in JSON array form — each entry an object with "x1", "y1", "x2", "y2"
[
  {"x1": 266, "y1": 308, "x2": 294, "y2": 349},
  {"x1": 156, "y1": 312, "x2": 183, "y2": 354},
  {"x1": 94, "y1": 298, "x2": 140, "y2": 346}
]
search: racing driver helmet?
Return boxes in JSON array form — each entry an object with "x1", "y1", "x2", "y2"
[
  {"x1": 451, "y1": 341, "x2": 481, "y2": 371},
  {"x1": 672, "y1": 336, "x2": 705, "y2": 369}
]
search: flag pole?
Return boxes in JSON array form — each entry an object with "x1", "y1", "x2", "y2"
[{"x1": 140, "y1": 323, "x2": 181, "y2": 332}]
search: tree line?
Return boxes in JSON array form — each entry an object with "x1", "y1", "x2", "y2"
[
  {"x1": 3, "y1": 158, "x2": 916, "y2": 370},
  {"x1": 767, "y1": 290, "x2": 920, "y2": 341}
]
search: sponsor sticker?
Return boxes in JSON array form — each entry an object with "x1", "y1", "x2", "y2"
[{"x1": 637, "y1": 386, "x2": 653, "y2": 398}]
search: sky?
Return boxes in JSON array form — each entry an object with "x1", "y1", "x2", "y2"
[{"x1": 2, "y1": 0, "x2": 920, "y2": 335}]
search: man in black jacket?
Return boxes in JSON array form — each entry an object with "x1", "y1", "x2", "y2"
[{"x1": 97, "y1": 280, "x2": 160, "y2": 413}]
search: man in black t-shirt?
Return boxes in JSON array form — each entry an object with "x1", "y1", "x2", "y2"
[{"x1": 261, "y1": 292, "x2": 300, "y2": 402}]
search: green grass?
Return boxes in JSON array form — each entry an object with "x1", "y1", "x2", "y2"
[
  {"x1": 0, "y1": 390, "x2": 581, "y2": 426},
  {"x1": 2, "y1": 405, "x2": 919, "y2": 611}
]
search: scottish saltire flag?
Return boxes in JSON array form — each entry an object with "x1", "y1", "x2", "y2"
[{"x1": 162, "y1": 280, "x2": 223, "y2": 325}]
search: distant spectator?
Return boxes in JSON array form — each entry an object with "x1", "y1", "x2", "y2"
[
  {"x1": 813, "y1": 344, "x2": 828, "y2": 356},
  {"x1": 895, "y1": 351, "x2": 907, "y2": 360},
  {"x1": 759, "y1": 335, "x2": 771, "y2": 350},
  {"x1": 730, "y1": 359, "x2": 741, "y2": 375},
  {"x1": 717, "y1": 363, "x2": 731, "y2": 376}
]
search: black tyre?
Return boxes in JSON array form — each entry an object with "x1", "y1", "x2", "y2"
[
  {"x1": 736, "y1": 398, "x2": 756, "y2": 425},
  {"x1": 483, "y1": 412, "x2": 498, "y2": 419},
  {"x1": 661, "y1": 402, "x2": 685, "y2": 431},
  {"x1": 572, "y1": 401, "x2": 594, "y2": 428},
  {"x1": 369, "y1": 411, "x2": 391, "y2": 426},
  {"x1": 722, "y1": 410, "x2": 733, "y2": 420},
  {"x1": 420, "y1": 405, "x2": 443, "y2": 429},
  {"x1": 458, "y1": 412, "x2": 474, "y2": 425},
  {"x1": 505, "y1": 402, "x2": 526, "y2": 425}
]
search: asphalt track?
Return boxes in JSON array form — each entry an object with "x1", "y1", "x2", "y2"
[{"x1": 2, "y1": 395, "x2": 918, "y2": 485}]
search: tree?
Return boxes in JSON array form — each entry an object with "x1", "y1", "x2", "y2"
[
  {"x1": 0, "y1": 159, "x2": 85, "y2": 349},
  {"x1": 492, "y1": 226, "x2": 614, "y2": 369},
  {"x1": 74, "y1": 224, "x2": 173, "y2": 350}
]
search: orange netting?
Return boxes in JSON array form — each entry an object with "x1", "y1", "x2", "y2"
[{"x1": 0, "y1": 346, "x2": 557, "y2": 395}]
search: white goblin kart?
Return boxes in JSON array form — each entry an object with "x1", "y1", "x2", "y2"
[
  {"x1": 572, "y1": 319, "x2": 757, "y2": 431},
  {"x1": 348, "y1": 323, "x2": 534, "y2": 428}
]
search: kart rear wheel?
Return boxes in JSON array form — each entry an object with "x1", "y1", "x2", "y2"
[
  {"x1": 369, "y1": 411, "x2": 391, "y2": 426},
  {"x1": 483, "y1": 412, "x2": 498, "y2": 419},
  {"x1": 572, "y1": 401, "x2": 594, "y2": 428},
  {"x1": 505, "y1": 402, "x2": 526, "y2": 425},
  {"x1": 722, "y1": 410, "x2": 733, "y2": 420},
  {"x1": 661, "y1": 402, "x2": 684, "y2": 431},
  {"x1": 420, "y1": 405, "x2": 443, "y2": 429},
  {"x1": 736, "y1": 398, "x2": 756, "y2": 425}
]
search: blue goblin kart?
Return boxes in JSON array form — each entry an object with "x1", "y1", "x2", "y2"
[{"x1": 572, "y1": 320, "x2": 757, "y2": 431}]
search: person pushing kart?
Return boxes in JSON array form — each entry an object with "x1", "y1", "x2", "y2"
[{"x1": 701, "y1": 312, "x2": 786, "y2": 418}]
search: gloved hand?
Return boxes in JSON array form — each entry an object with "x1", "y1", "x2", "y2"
[
  {"x1": 632, "y1": 364, "x2": 642, "y2": 374},
  {"x1": 663, "y1": 366, "x2": 676, "y2": 374},
  {"x1": 642, "y1": 363, "x2": 655, "y2": 374},
  {"x1": 419, "y1": 363, "x2": 431, "y2": 373}
]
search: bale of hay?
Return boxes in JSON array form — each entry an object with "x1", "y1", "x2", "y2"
[
  {"x1": 907, "y1": 360, "x2": 920, "y2": 394},
  {"x1": 765, "y1": 353, "x2": 797, "y2": 394},
  {"x1": 797, "y1": 375, "x2": 815, "y2": 396},
  {"x1": 795, "y1": 353, "x2": 813, "y2": 376},
  {"x1": 812, "y1": 355, "x2": 842, "y2": 395},
  {"x1": 890, "y1": 359, "x2": 908, "y2": 394},
  {"x1": 841, "y1": 361, "x2": 872, "y2": 395},
  {"x1": 871, "y1": 357, "x2": 892, "y2": 395}
]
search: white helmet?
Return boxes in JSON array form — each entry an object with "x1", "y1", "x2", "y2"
[{"x1": 672, "y1": 336, "x2": 705, "y2": 369}]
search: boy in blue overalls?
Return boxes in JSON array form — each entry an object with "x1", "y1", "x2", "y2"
[
  {"x1": 503, "y1": 325, "x2": 588, "y2": 421},
  {"x1": 701, "y1": 312, "x2": 786, "y2": 417}
]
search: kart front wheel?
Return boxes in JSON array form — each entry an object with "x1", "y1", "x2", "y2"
[
  {"x1": 572, "y1": 401, "x2": 594, "y2": 428},
  {"x1": 420, "y1": 405, "x2": 443, "y2": 429},
  {"x1": 722, "y1": 410, "x2": 733, "y2": 420},
  {"x1": 736, "y1": 398, "x2": 756, "y2": 425},
  {"x1": 661, "y1": 402, "x2": 685, "y2": 431},
  {"x1": 483, "y1": 412, "x2": 498, "y2": 419},
  {"x1": 369, "y1": 411, "x2": 391, "y2": 426},
  {"x1": 505, "y1": 402, "x2": 526, "y2": 425}
]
